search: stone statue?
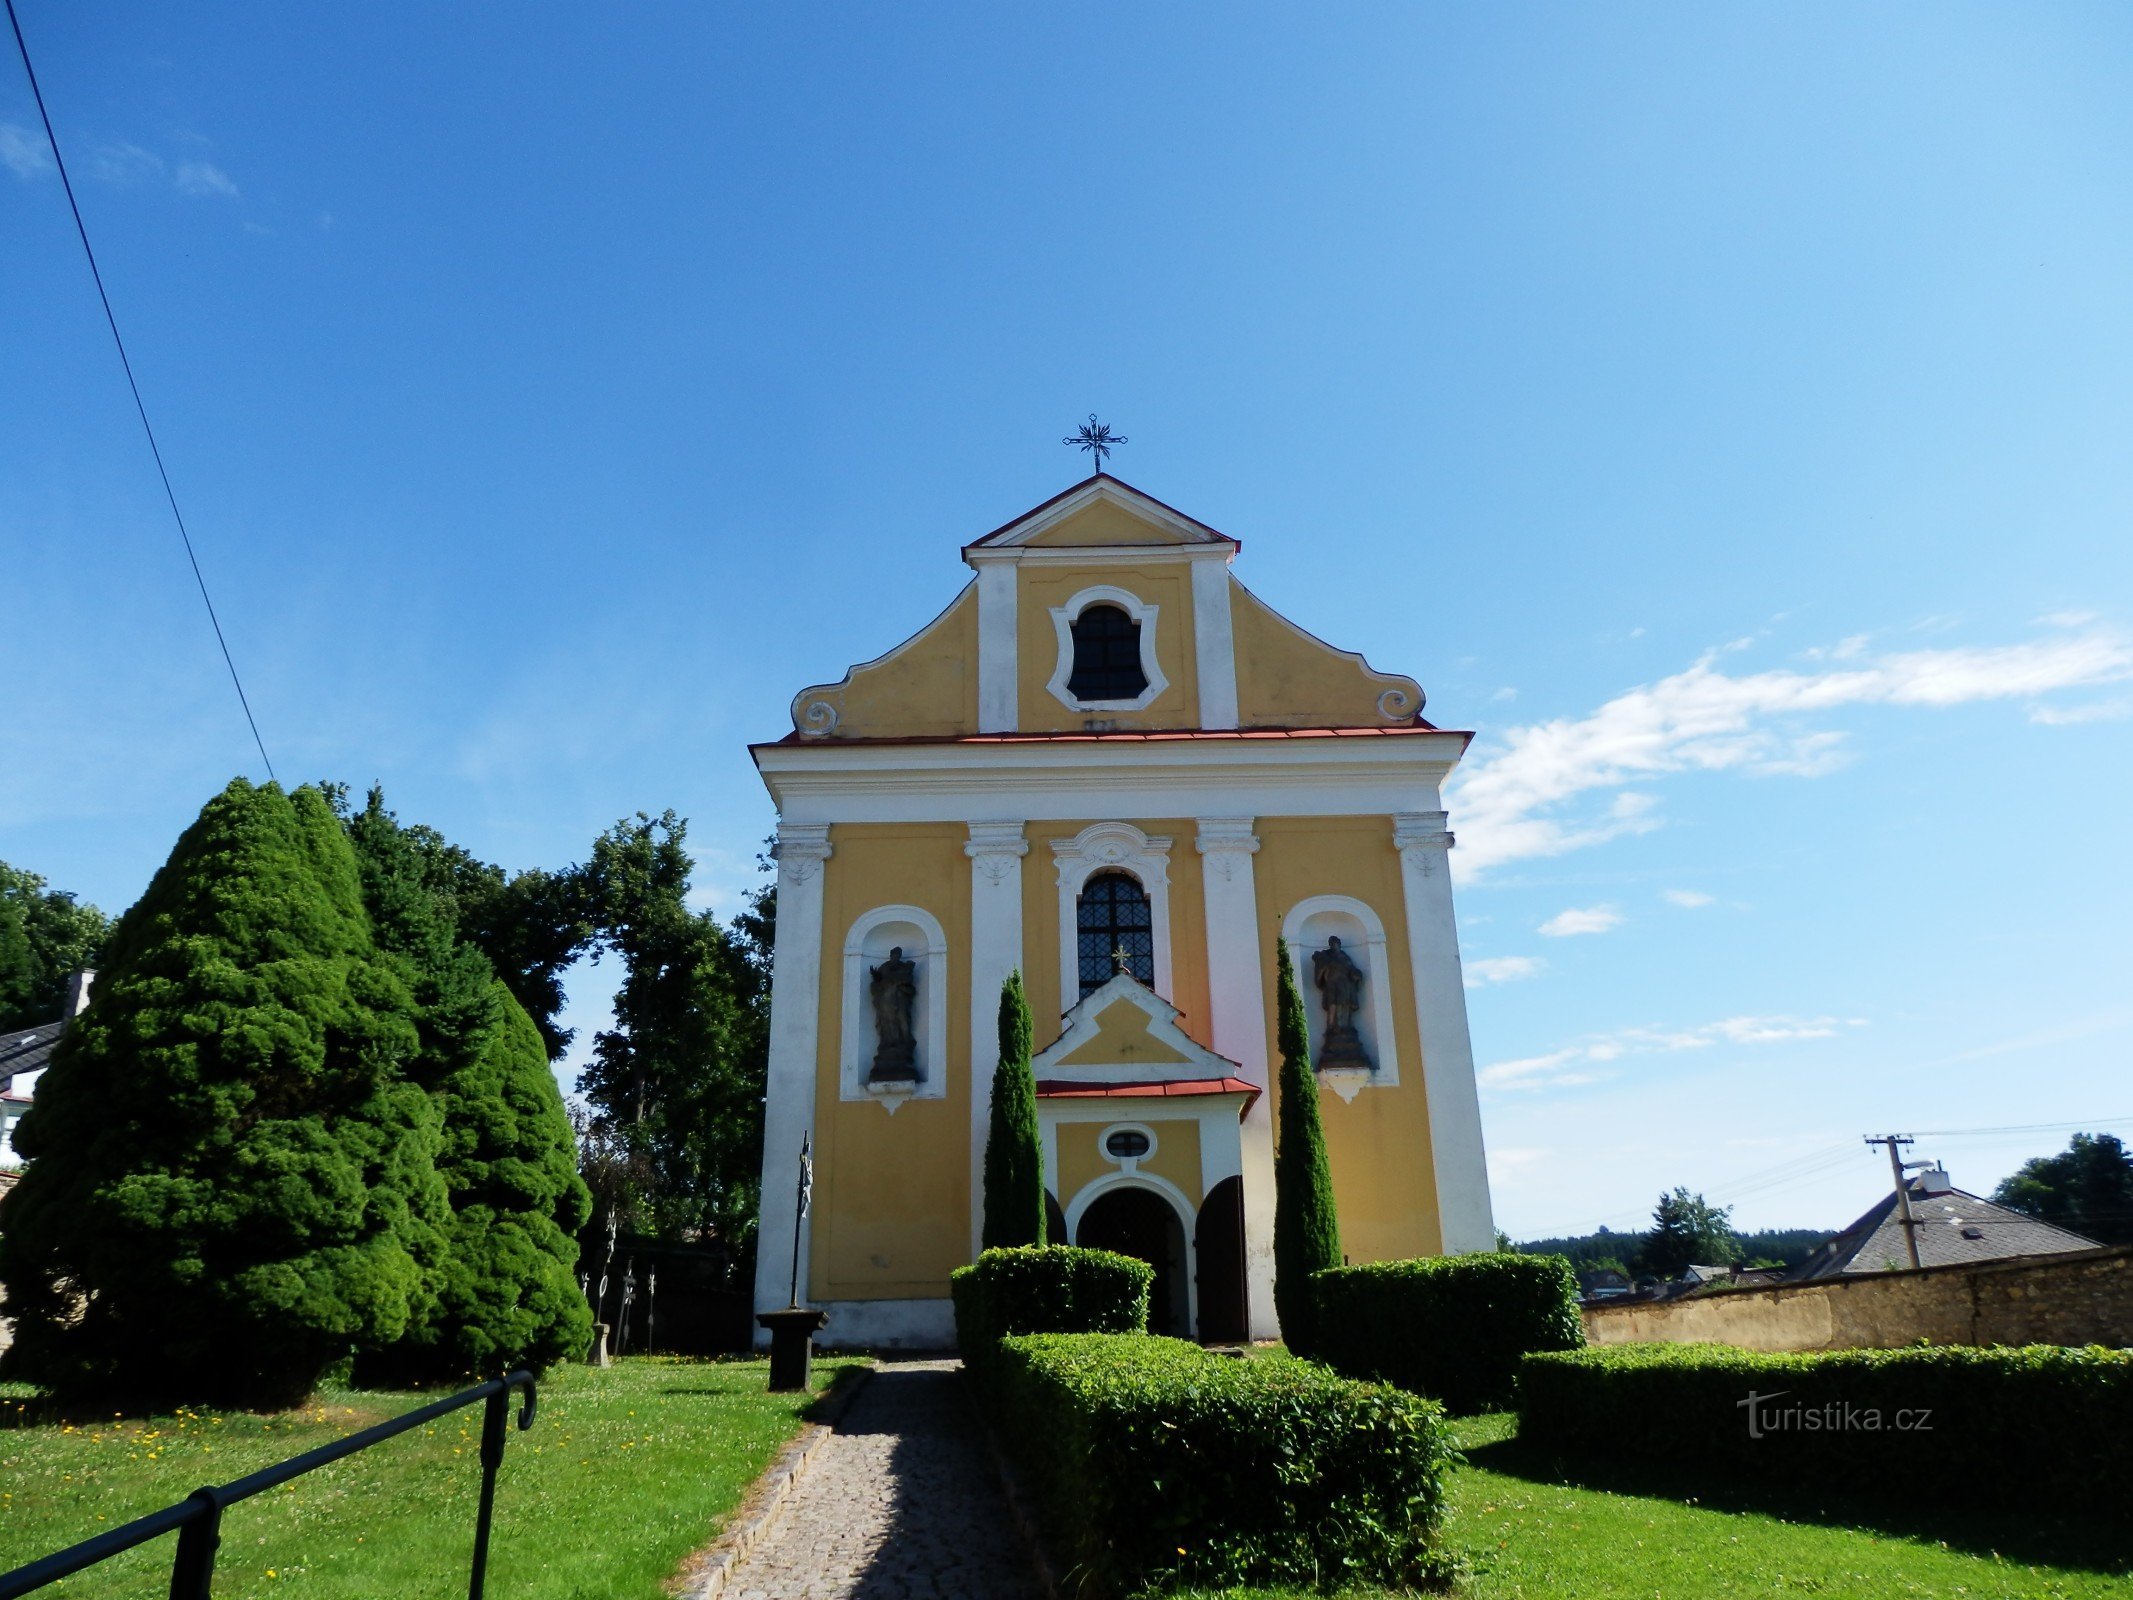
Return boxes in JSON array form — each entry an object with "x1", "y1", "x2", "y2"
[
  {"x1": 1311, "y1": 936, "x2": 1373, "y2": 1073},
  {"x1": 868, "y1": 946, "x2": 919, "y2": 1083}
]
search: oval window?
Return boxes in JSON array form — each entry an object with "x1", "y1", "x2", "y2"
[{"x1": 1104, "y1": 1128, "x2": 1152, "y2": 1161}]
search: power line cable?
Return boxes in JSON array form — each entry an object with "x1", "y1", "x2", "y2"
[
  {"x1": 5, "y1": 0, "x2": 275, "y2": 782},
  {"x1": 1909, "y1": 1118, "x2": 2133, "y2": 1138}
]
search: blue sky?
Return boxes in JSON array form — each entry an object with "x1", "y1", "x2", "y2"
[{"x1": 5, "y1": 4, "x2": 2131, "y2": 1241}]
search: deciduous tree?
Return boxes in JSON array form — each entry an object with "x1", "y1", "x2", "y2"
[
  {"x1": 0, "y1": 861, "x2": 111, "y2": 1033},
  {"x1": 1635, "y1": 1187, "x2": 1741, "y2": 1278},
  {"x1": 1994, "y1": 1132, "x2": 2133, "y2": 1247},
  {"x1": 577, "y1": 813, "x2": 772, "y2": 1261}
]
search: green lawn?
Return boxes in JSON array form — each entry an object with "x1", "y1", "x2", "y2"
[
  {"x1": 0, "y1": 1355, "x2": 859, "y2": 1598},
  {"x1": 1192, "y1": 1413, "x2": 2133, "y2": 1600}
]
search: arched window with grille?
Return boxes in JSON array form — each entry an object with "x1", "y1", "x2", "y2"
[
  {"x1": 1066, "y1": 604, "x2": 1148, "y2": 703},
  {"x1": 1076, "y1": 870, "x2": 1154, "y2": 995}
]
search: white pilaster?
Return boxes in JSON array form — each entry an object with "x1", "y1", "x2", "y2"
[
  {"x1": 1392, "y1": 811, "x2": 1497, "y2": 1252},
  {"x1": 753, "y1": 823, "x2": 834, "y2": 1334},
  {"x1": 1195, "y1": 817, "x2": 1278, "y2": 1337},
  {"x1": 965, "y1": 821, "x2": 1029, "y2": 1256},
  {"x1": 976, "y1": 563, "x2": 1019, "y2": 733},
  {"x1": 1191, "y1": 560, "x2": 1239, "y2": 730}
]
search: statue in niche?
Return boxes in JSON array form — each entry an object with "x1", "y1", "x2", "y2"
[
  {"x1": 868, "y1": 946, "x2": 920, "y2": 1084},
  {"x1": 1311, "y1": 936, "x2": 1373, "y2": 1073}
]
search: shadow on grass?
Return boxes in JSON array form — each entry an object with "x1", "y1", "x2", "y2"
[{"x1": 1461, "y1": 1427, "x2": 2133, "y2": 1579}]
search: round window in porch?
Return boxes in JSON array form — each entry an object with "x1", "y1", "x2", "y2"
[{"x1": 1104, "y1": 1127, "x2": 1152, "y2": 1161}]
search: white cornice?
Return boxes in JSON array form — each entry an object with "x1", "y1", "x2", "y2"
[
  {"x1": 754, "y1": 735, "x2": 1465, "y2": 824},
  {"x1": 964, "y1": 544, "x2": 1236, "y2": 569}
]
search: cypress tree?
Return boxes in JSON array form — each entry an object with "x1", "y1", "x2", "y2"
[
  {"x1": 981, "y1": 970, "x2": 1046, "y2": 1249},
  {"x1": 1272, "y1": 937, "x2": 1341, "y2": 1357},
  {"x1": 0, "y1": 780, "x2": 447, "y2": 1407},
  {"x1": 343, "y1": 792, "x2": 592, "y2": 1382}
]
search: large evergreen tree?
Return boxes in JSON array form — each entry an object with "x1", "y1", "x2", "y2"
[
  {"x1": 1272, "y1": 938, "x2": 1340, "y2": 1356},
  {"x1": 0, "y1": 781, "x2": 447, "y2": 1407},
  {"x1": 0, "y1": 862, "x2": 112, "y2": 1033},
  {"x1": 1994, "y1": 1133, "x2": 2133, "y2": 1247},
  {"x1": 982, "y1": 970, "x2": 1045, "y2": 1249},
  {"x1": 342, "y1": 791, "x2": 592, "y2": 1382}
]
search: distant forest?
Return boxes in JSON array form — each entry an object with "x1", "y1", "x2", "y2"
[{"x1": 1516, "y1": 1224, "x2": 1828, "y2": 1275}]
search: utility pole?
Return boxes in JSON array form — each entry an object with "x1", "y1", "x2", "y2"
[{"x1": 1865, "y1": 1134, "x2": 1925, "y2": 1269}]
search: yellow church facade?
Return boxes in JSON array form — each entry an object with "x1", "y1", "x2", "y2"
[{"x1": 751, "y1": 475, "x2": 1494, "y2": 1346}]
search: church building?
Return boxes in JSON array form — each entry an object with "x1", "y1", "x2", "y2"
[{"x1": 750, "y1": 474, "x2": 1494, "y2": 1346}]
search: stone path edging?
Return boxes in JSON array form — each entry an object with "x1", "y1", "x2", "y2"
[
  {"x1": 972, "y1": 1387, "x2": 1063, "y2": 1600},
  {"x1": 673, "y1": 1363, "x2": 875, "y2": 1600}
]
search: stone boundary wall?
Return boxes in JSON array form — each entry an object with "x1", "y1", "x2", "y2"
[{"x1": 1582, "y1": 1245, "x2": 2133, "y2": 1352}]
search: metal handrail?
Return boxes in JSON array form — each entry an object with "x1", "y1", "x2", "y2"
[{"x1": 0, "y1": 1370, "x2": 537, "y2": 1600}]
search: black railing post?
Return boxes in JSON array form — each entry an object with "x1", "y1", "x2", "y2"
[
  {"x1": 467, "y1": 1383, "x2": 508, "y2": 1600},
  {"x1": 166, "y1": 1489, "x2": 223, "y2": 1600}
]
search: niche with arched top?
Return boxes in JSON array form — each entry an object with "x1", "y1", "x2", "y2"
[
  {"x1": 839, "y1": 904, "x2": 949, "y2": 1107},
  {"x1": 1281, "y1": 895, "x2": 1401, "y2": 1091}
]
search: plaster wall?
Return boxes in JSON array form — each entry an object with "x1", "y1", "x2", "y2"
[
  {"x1": 809, "y1": 824, "x2": 973, "y2": 1301},
  {"x1": 1015, "y1": 563, "x2": 1200, "y2": 732},
  {"x1": 1229, "y1": 580, "x2": 1424, "y2": 728},
  {"x1": 1254, "y1": 815, "x2": 1443, "y2": 1260}
]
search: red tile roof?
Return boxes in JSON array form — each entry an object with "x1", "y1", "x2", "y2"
[
  {"x1": 757, "y1": 723, "x2": 1467, "y2": 751},
  {"x1": 1035, "y1": 1076, "x2": 1260, "y2": 1112}
]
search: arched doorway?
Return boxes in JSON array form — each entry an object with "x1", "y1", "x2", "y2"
[
  {"x1": 1193, "y1": 1177, "x2": 1247, "y2": 1344},
  {"x1": 1076, "y1": 1185, "x2": 1190, "y2": 1337}
]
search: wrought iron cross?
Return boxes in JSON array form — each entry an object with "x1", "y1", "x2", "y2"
[{"x1": 1064, "y1": 414, "x2": 1127, "y2": 470}]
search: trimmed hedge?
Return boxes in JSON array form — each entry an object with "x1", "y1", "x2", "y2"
[
  {"x1": 951, "y1": 1245, "x2": 1152, "y2": 1378},
  {"x1": 993, "y1": 1334, "x2": 1456, "y2": 1595},
  {"x1": 1312, "y1": 1251, "x2": 1583, "y2": 1413},
  {"x1": 1519, "y1": 1341, "x2": 2133, "y2": 1515}
]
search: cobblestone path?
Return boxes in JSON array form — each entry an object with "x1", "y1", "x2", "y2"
[{"x1": 721, "y1": 1359, "x2": 1042, "y2": 1600}]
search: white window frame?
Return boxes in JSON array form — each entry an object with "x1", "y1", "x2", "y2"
[
  {"x1": 1052, "y1": 823, "x2": 1174, "y2": 1007},
  {"x1": 839, "y1": 903, "x2": 950, "y2": 1110},
  {"x1": 1281, "y1": 894, "x2": 1401, "y2": 1097},
  {"x1": 1047, "y1": 585, "x2": 1168, "y2": 713},
  {"x1": 1099, "y1": 1120, "x2": 1159, "y2": 1175}
]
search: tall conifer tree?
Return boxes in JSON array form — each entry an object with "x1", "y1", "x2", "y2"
[
  {"x1": 343, "y1": 791, "x2": 592, "y2": 1382},
  {"x1": 0, "y1": 781, "x2": 447, "y2": 1406},
  {"x1": 1273, "y1": 937, "x2": 1341, "y2": 1356},
  {"x1": 982, "y1": 970, "x2": 1046, "y2": 1249}
]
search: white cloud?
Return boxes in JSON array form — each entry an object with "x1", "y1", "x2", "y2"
[
  {"x1": 1478, "y1": 1015, "x2": 1864, "y2": 1092},
  {"x1": 174, "y1": 161, "x2": 238, "y2": 198},
  {"x1": 1, "y1": 122, "x2": 52, "y2": 178},
  {"x1": 1662, "y1": 889, "x2": 1716, "y2": 908},
  {"x1": 1491, "y1": 686, "x2": 1518, "y2": 703},
  {"x1": 1539, "y1": 905, "x2": 1623, "y2": 937},
  {"x1": 1464, "y1": 955, "x2": 1544, "y2": 988},
  {"x1": 2027, "y1": 699, "x2": 2130, "y2": 726},
  {"x1": 91, "y1": 140, "x2": 165, "y2": 184},
  {"x1": 1450, "y1": 627, "x2": 2133, "y2": 874},
  {"x1": 2037, "y1": 610, "x2": 2099, "y2": 629}
]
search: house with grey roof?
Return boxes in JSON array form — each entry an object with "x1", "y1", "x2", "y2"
[
  {"x1": 0, "y1": 972, "x2": 93, "y2": 1189},
  {"x1": 1790, "y1": 1162, "x2": 2101, "y2": 1280}
]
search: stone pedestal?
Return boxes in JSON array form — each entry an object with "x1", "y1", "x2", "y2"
[
  {"x1": 758, "y1": 1307, "x2": 829, "y2": 1392},
  {"x1": 590, "y1": 1322, "x2": 612, "y2": 1368}
]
